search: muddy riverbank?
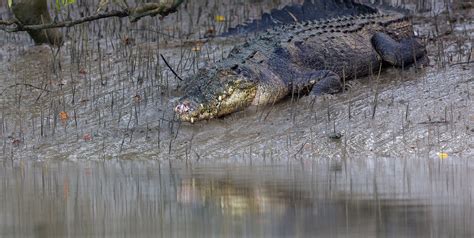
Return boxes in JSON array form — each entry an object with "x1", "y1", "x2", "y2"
[
  {"x1": 0, "y1": 0, "x2": 472, "y2": 236},
  {"x1": 0, "y1": 0, "x2": 472, "y2": 159}
]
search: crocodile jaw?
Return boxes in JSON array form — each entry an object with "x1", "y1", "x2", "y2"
[{"x1": 175, "y1": 81, "x2": 257, "y2": 123}]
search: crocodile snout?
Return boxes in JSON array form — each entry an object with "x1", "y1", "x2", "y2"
[
  {"x1": 174, "y1": 99, "x2": 201, "y2": 123},
  {"x1": 174, "y1": 102, "x2": 192, "y2": 114}
]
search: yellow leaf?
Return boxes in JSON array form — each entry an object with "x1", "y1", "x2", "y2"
[
  {"x1": 215, "y1": 15, "x2": 225, "y2": 22},
  {"x1": 437, "y1": 152, "x2": 448, "y2": 159},
  {"x1": 8, "y1": 0, "x2": 12, "y2": 7}
]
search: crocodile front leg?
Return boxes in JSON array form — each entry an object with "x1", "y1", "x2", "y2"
[
  {"x1": 290, "y1": 70, "x2": 342, "y2": 96},
  {"x1": 310, "y1": 71, "x2": 343, "y2": 96},
  {"x1": 371, "y1": 32, "x2": 426, "y2": 67}
]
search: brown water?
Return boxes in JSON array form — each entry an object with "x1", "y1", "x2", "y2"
[
  {"x1": 0, "y1": 0, "x2": 473, "y2": 236},
  {"x1": 1, "y1": 158, "x2": 473, "y2": 237}
]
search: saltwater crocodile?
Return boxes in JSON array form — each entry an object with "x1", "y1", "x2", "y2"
[{"x1": 174, "y1": 0, "x2": 427, "y2": 123}]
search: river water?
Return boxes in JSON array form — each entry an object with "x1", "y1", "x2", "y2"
[
  {"x1": 0, "y1": 0, "x2": 473, "y2": 236},
  {"x1": 1, "y1": 158, "x2": 473, "y2": 237}
]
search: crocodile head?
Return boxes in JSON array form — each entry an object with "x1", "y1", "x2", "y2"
[{"x1": 174, "y1": 66, "x2": 257, "y2": 123}]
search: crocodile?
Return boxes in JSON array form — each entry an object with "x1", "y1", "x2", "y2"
[{"x1": 174, "y1": 0, "x2": 427, "y2": 123}]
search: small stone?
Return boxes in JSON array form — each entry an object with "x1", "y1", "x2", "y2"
[{"x1": 328, "y1": 132, "x2": 343, "y2": 140}]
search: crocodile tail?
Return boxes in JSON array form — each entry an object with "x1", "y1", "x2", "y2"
[{"x1": 221, "y1": 0, "x2": 378, "y2": 37}]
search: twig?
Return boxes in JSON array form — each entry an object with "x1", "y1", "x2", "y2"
[
  {"x1": 129, "y1": 0, "x2": 184, "y2": 22},
  {"x1": 450, "y1": 61, "x2": 472, "y2": 66},
  {"x1": 0, "y1": 83, "x2": 51, "y2": 96},
  {"x1": 160, "y1": 54, "x2": 183, "y2": 81}
]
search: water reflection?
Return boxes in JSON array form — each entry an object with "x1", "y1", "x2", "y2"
[{"x1": 1, "y1": 158, "x2": 472, "y2": 237}]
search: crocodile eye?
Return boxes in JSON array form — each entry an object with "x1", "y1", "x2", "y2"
[{"x1": 242, "y1": 69, "x2": 252, "y2": 78}]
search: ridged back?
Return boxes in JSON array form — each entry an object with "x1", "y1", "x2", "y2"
[{"x1": 222, "y1": 0, "x2": 380, "y2": 36}]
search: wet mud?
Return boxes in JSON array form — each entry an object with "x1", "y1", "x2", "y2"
[{"x1": 0, "y1": 0, "x2": 472, "y2": 160}]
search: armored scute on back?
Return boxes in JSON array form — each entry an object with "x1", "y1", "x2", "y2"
[{"x1": 174, "y1": 0, "x2": 427, "y2": 123}]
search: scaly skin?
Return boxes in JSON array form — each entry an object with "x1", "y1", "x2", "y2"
[{"x1": 175, "y1": 7, "x2": 427, "y2": 123}]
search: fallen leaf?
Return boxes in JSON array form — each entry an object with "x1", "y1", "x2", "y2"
[
  {"x1": 133, "y1": 94, "x2": 141, "y2": 103},
  {"x1": 12, "y1": 138, "x2": 21, "y2": 147},
  {"x1": 303, "y1": 143, "x2": 311, "y2": 150},
  {"x1": 204, "y1": 28, "x2": 216, "y2": 38},
  {"x1": 83, "y1": 133, "x2": 92, "y2": 142},
  {"x1": 192, "y1": 41, "x2": 204, "y2": 52},
  {"x1": 122, "y1": 36, "x2": 135, "y2": 46},
  {"x1": 59, "y1": 111, "x2": 69, "y2": 123},
  {"x1": 437, "y1": 152, "x2": 449, "y2": 159},
  {"x1": 215, "y1": 15, "x2": 225, "y2": 22}
]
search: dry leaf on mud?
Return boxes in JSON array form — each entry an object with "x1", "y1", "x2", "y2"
[
  {"x1": 437, "y1": 152, "x2": 449, "y2": 159},
  {"x1": 59, "y1": 111, "x2": 69, "y2": 123},
  {"x1": 215, "y1": 15, "x2": 225, "y2": 22},
  {"x1": 83, "y1": 133, "x2": 92, "y2": 141}
]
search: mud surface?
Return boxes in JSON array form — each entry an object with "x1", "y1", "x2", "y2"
[
  {"x1": 0, "y1": 0, "x2": 472, "y2": 159},
  {"x1": 0, "y1": 0, "x2": 473, "y2": 236}
]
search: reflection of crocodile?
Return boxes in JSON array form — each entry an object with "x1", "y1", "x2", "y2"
[{"x1": 175, "y1": 0, "x2": 427, "y2": 122}]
